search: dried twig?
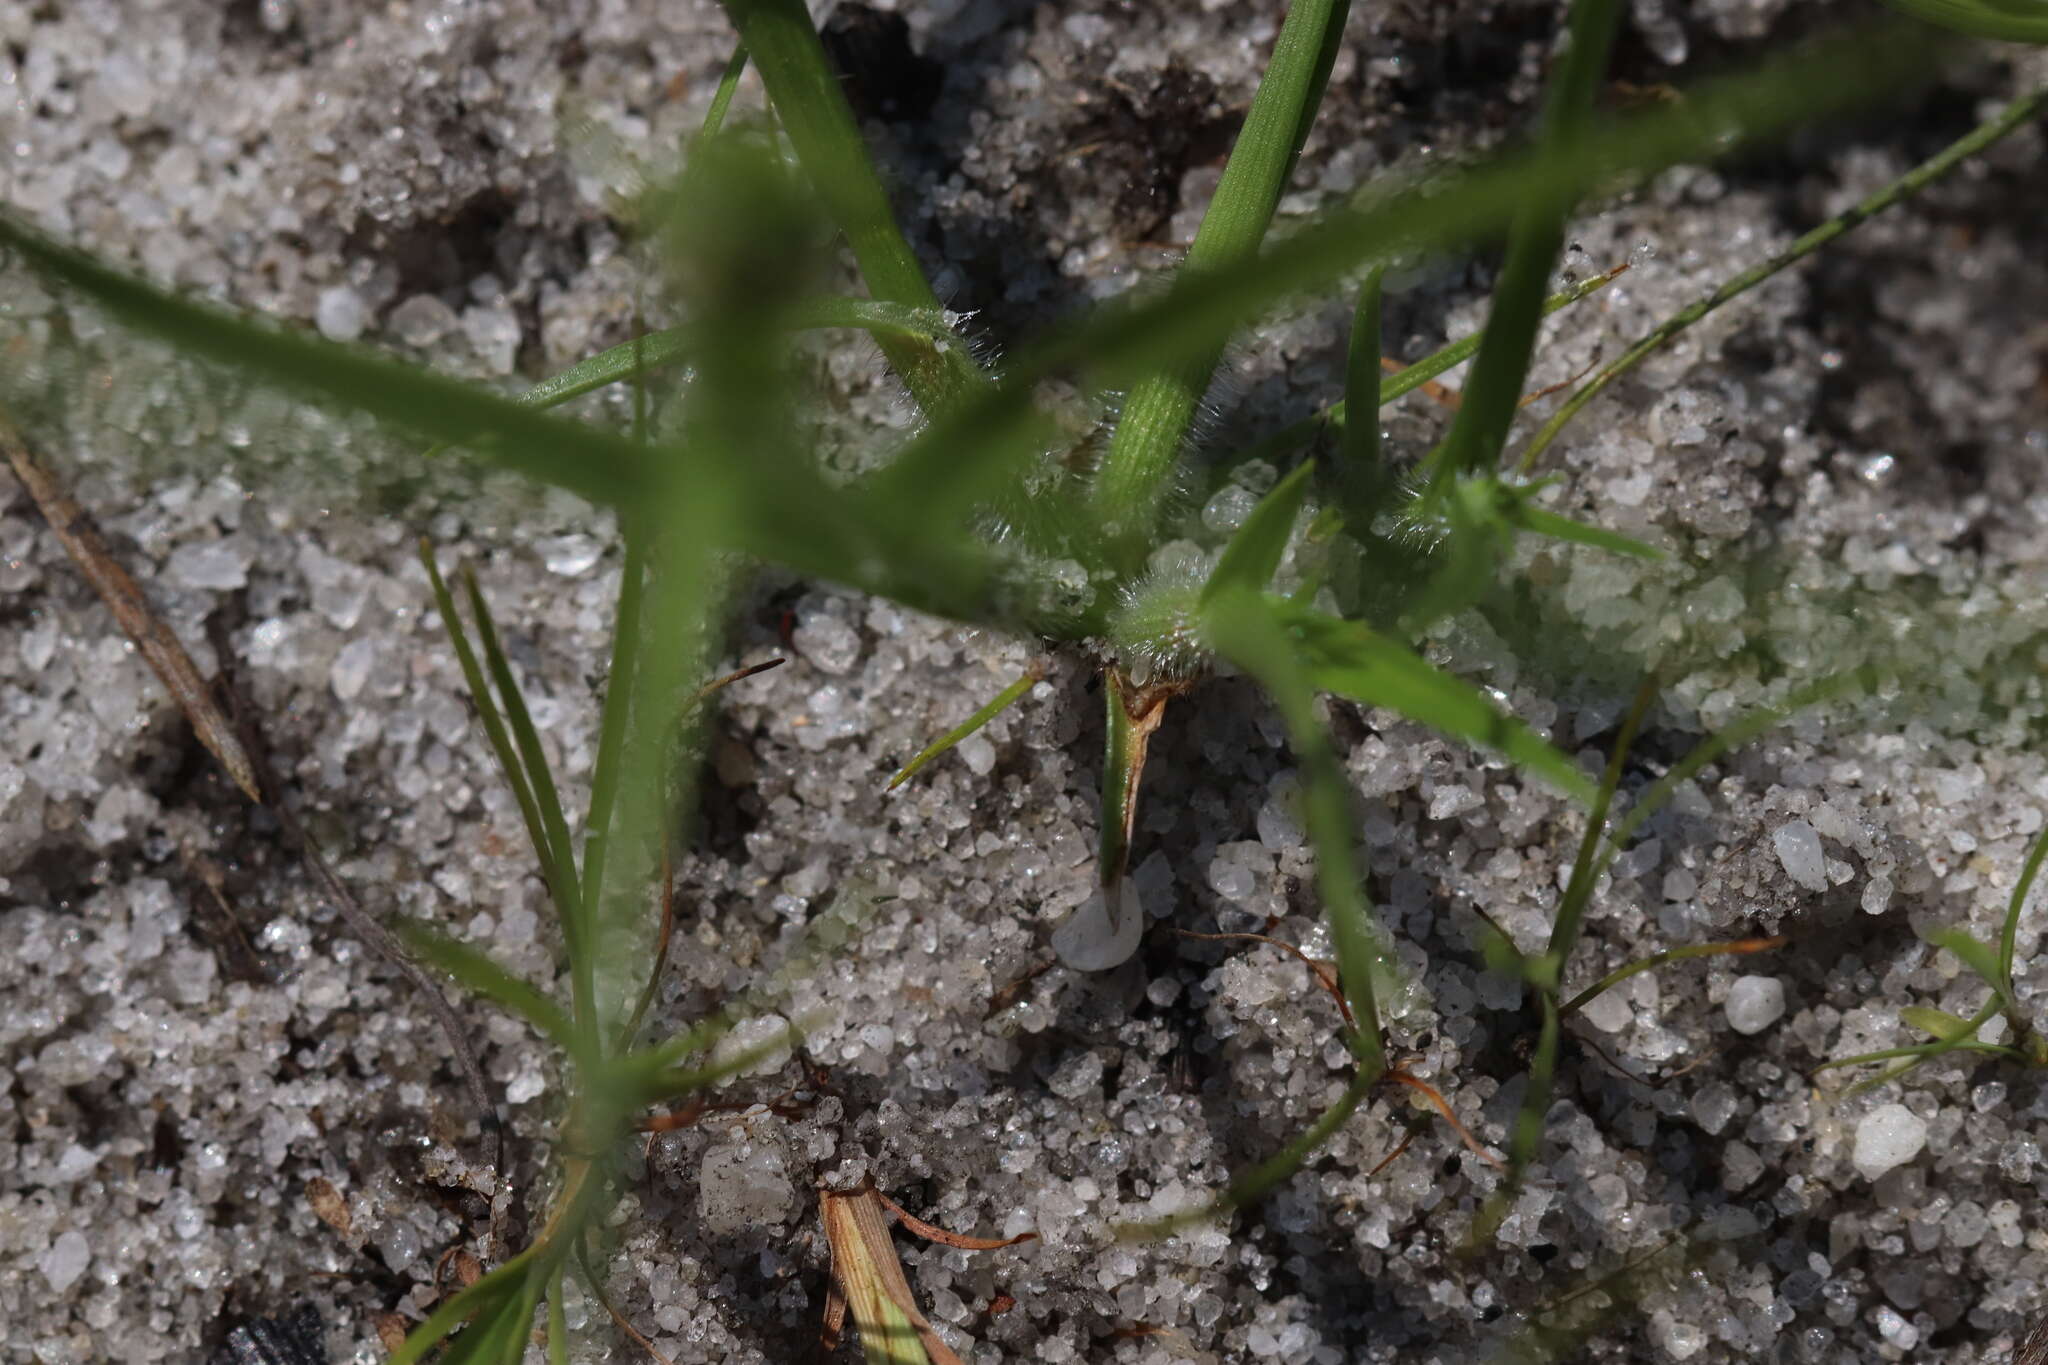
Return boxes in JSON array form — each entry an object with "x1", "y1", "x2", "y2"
[
  {"x1": 2, "y1": 415, "x2": 260, "y2": 799},
  {"x1": 1, "y1": 418, "x2": 502, "y2": 1231}
]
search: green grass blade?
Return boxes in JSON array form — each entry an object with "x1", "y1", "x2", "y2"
[
  {"x1": 457, "y1": 565, "x2": 585, "y2": 927},
  {"x1": 695, "y1": 46, "x2": 752, "y2": 156},
  {"x1": 0, "y1": 213, "x2": 1011, "y2": 627},
  {"x1": 1595, "y1": 669, "x2": 1875, "y2": 874},
  {"x1": 577, "y1": 533, "x2": 647, "y2": 932},
  {"x1": 1207, "y1": 593, "x2": 1388, "y2": 1070},
  {"x1": 419, "y1": 544, "x2": 561, "y2": 901},
  {"x1": 1900, "y1": 1005, "x2": 1979, "y2": 1041},
  {"x1": 1423, "y1": 0, "x2": 1621, "y2": 494},
  {"x1": 397, "y1": 921, "x2": 580, "y2": 1057},
  {"x1": 717, "y1": 0, "x2": 984, "y2": 416},
  {"x1": 876, "y1": 21, "x2": 1933, "y2": 530},
  {"x1": 1560, "y1": 935, "x2": 1783, "y2": 1018},
  {"x1": 1498, "y1": 676, "x2": 1654, "y2": 1187},
  {"x1": 1329, "y1": 267, "x2": 1386, "y2": 524},
  {"x1": 1880, "y1": 0, "x2": 2048, "y2": 39},
  {"x1": 1275, "y1": 600, "x2": 1597, "y2": 805},
  {"x1": 387, "y1": 1251, "x2": 535, "y2": 1365},
  {"x1": 1927, "y1": 928, "x2": 2009, "y2": 1002},
  {"x1": 1823, "y1": 996, "x2": 2010, "y2": 1097},
  {"x1": 1542, "y1": 675, "x2": 1656, "y2": 972},
  {"x1": 547, "y1": 1277, "x2": 570, "y2": 1365},
  {"x1": 0, "y1": 212, "x2": 655, "y2": 511},
  {"x1": 1090, "y1": 0, "x2": 1352, "y2": 548},
  {"x1": 1506, "y1": 500, "x2": 1662, "y2": 560},
  {"x1": 1999, "y1": 817, "x2": 2048, "y2": 984},
  {"x1": 1116, "y1": 1066, "x2": 1375, "y2": 1239},
  {"x1": 1201, "y1": 460, "x2": 1314, "y2": 604},
  {"x1": 508, "y1": 299, "x2": 953, "y2": 416},
  {"x1": 1232, "y1": 266, "x2": 1627, "y2": 476},
  {"x1": 887, "y1": 666, "x2": 1041, "y2": 790},
  {"x1": 588, "y1": 491, "x2": 722, "y2": 1045},
  {"x1": 1517, "y1": 83, "x2": 2048, "y2": 472}
]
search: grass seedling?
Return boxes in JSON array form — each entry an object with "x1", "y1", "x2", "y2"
[
  {"x1": 1816, "y1": 819, "x2": 2048, "y2": 1093},
  {"x1": 9, "y1": 1, "x2": 2048, "y2": 1357}
]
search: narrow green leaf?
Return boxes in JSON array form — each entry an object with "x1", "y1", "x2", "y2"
[
  {"x1": 509, "y1": 299, "x2": 953, "y2": 416},
  {"x1": 1275, "y1": 601, "x2": 1596, "y2": 805},
  {"x1": 458, "y1": 566, "x2": 583, "y2": 921},
  {"x1": 1503, "y1": 677, "x2": 1653, "y2": 1186},
  {"x1": 1329, "y1": 267, "x2": 1386, "y2": 525},
  {"x1": 1506, "y1": 501, "x2": 1662, "y2": 560},
  {"x1": 386, "y1": 1252, "x2": 534, "y2": 1365},
  {"x1": 1880, "y1": 0, "x2": 2048, "y2": 40},
  {"x1": 888, "y1": 666, "x2": 1041, "y2": 790},
  {"x1": 546, "y1": 1273, "x2": 571, "y2": 1365},
  {"x1": 397, "y1": 922, "x2": 578, "y2": 1056},
  {"x1": 2000, "y1": 817, "x2": 2048, "y2": 983},
  {"x1": 1900, "y1": 1005, "x2": 1978, "y2": 1042},
  {"x1": 1517, "y1": 84, "x2": 2048, "y2": 472},
  {"x1": 1560, "y1": 935, "x2": 1784, "y2": 1019},
  {"x1": 1205, "y1": 593, "x2": 1389, "y2": 1071},
  {"x1": 718, "y1": 0, "x2": 985, "y2": 415},
  {"x1": 1201, "y1": 461, "x2": 1314, "y2": 605},
  {"x1": 1927, "y1": 928, "x2": 2010, "y2": 1001},
  {"x1": 1596, "y1": 669, "x2": 1876, "y2": 873},
  {"x1": 0, "y1": 212, "x2": 654, "y2": 511},
  {"x1": 1115, "y1": 1066, "x2": 1375, "y2": 1240},
  {"x1": 694, "y1": 46, "x2": 752, "y2": 156},
  {"x1": 419, "y1": 544, "x2": 557, "y2": 899},
  {"x1": 1425, "y1": 0, "x2": 1622, "y2": 494},
  {"x1": 1090, "y1": 0, "x2": 1353, "y2": 547}
]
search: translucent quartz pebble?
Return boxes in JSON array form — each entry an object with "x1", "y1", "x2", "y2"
[
  {"x1": 1773, "y1": 820, "x2": 1828, "y2": 893},
  {"x1": 1724, "y1": 975, "x2": 1787, "y2": 1035},
  {"x1": 1052, "y1": 879, "x2": 1144, "y2": 971},
  {"x1": 1853, "y1": 1104, "x2": 1928, "y2": 1180}
]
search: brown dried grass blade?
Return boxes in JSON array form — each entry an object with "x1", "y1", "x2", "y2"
[
  {"x1": 867, "y1": 1187, "x2": 1036, "y2": 1252},
  {"x1": 1388, "y1": 1069, "x2": 1505, "y2": 1170},
  {"x1": 819, "y1": 1183, "x2": 965, "y2": 1365}
]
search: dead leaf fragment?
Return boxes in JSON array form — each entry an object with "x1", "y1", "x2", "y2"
[{"x1": 305, "y1": 1176, "x2": 352, "y2": 1239}]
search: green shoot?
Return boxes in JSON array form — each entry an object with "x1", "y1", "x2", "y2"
[
  {"x1": 887, "y1": 665, "x2": 1043, "y2": 790},
  {"x1": 1201, "y1": 461, "x2": 1315, "y2": 605},
  {"x1": 1422, "y1": 0, "x2": 1622, "y2": 497},
  {"x1": 1819, "y1": 817, "x2": 2048, "y2": 1093},
  {"x1": 1517, "y1": 82, "x2": 2048, "y2": 472},
  {"x1": 1879, "y1": 0, "x2": 2048, "y2": 40},
  {"x1": 1205, "y1": 594, "x2": 1388, "y2": 1069},
  {"x1": 716, "y1": 0, "x2": 985, "y2": 416},
  {"x1": 1090, "y1": 0, "x2": 1353, "y2": 549},
  {"x1": 1560, "y1": 935, "x2": 1787, "y2": 1019},
  {"x1": 1328, "y1": 266, "x2": 1386, "y2": 527}
]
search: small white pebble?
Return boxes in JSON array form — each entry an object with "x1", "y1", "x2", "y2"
[
  {"x1": 1853, "y1": 1103, "x2": 1928, "y2": 1180},
  {"x1": 1052, "y1": 881, "x2": 1144, "y2": 971},
  {"x1": 39, "y1": 1230, "x2": 90, "y2": 1294},
  {"x1": 1772, "y1": 820, "x2": 1828, "y2": 893},
  {"x1": 315, "y1": 285, "x2": 367, "y2": 341},
  {"x1": 1723, "y1": 975, "x2": 1786, "y2": 1035}
]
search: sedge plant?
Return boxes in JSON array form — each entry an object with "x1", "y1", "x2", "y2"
[{"x1": 6, "y1": 0, "x2": 2048, "y2": 1357}]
